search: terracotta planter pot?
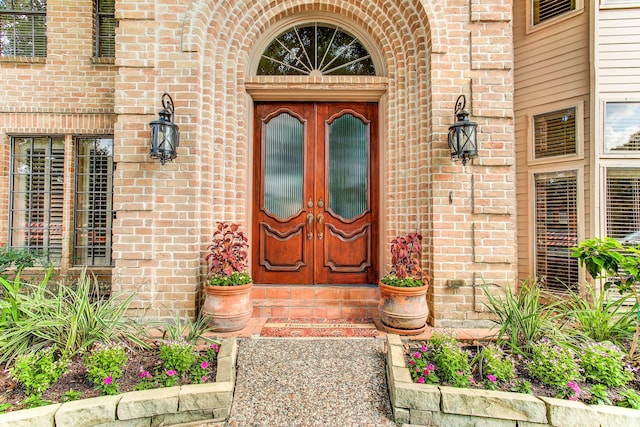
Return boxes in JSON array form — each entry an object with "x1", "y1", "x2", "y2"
[
  {"x1": 202, "y1": 282, "x2": 253, "y2": 332},
  {"x1": 378, "y1": 281, "x2": 429, "y2": 335}
]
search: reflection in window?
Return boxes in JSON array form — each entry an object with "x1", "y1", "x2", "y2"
[
  {"x1": 257, "y1": 24, "x2": 375, "y2": 76},
  {"x1": 605, "y1": 102, "x2": 640, "y2": 152},
  {"x1": 533, "y1": 107, "x2": 577, "y2": 159},
  {"x1": 0, "y1": 0, "x2": 47, "y2": 57}
]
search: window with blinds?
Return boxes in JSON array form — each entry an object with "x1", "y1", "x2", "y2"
[
  {"x1": 0, "y1": 0, "x2": 47, "y2": 57},
  {"x1": 534, "y1": 170, "x2": 579, "y2": 292},
  {"x1": 532, "y1": 0, "x2": 576, "y2": 26},
  {"x1": 606, "y1": 169, "x2": 640, "y2": 244},
  {"x1": 10, "y1": 137, "x2": 64, "y2": 263},
  {"x1": 605, "y1": 103, "x2": 640, "y2": 152},
  {"x1": 533, "y1": 107, "x2": 577, "y2": 159},
  {"x1": 74, "y1": 138, "x2": 114, "y2": 266},
  {"x1": 94, "y1": 0, "x2": 115, "y2": 58}
]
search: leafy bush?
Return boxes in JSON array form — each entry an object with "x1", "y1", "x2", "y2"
[
  {"x1": 84, "y1": 343, "x2": 128, "y2": 395},
  {"x1": 159, "y1": 340, "x2": 197, "y2": 376},
  {"x1": 429, "y1": 330, "x2": 471, "y2": 388},
  {"x1": 589, "y1": 384, "x2": 612, "y2": 405},
  {"x1": 557, "y1": 284, "x2": 635, "y2": 347},
  {"x1": 0, "y1": 268, "x2": 147, "y2": 365},
  {"x1": 579, "y1": 340, "x2": 633, "y2": 387},
  {"x1": 617, "y1": 388, "x2": 640, "y2": 409},
  {"x1": 407, "y1": 344, "x2": 439, "y2": 384},
  {"x1": 11, "y1": 347, "x2": 67, "y2": 397},
  {"x1": 527, "y1": 338, "x2": 581, "y2": 390},
  {"x1": 0, "y1": 246, "x2": 43, "y2": 276},
  {"x1": 482, "y1": 279, "x2": 562, "y2": 356},
  {"x1": 472, "y1": 344, "x2": 515, "y2": 384}
]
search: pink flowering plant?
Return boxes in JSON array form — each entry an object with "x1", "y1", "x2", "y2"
[
  {"x1": 428, "y1": 330, "x2": 471, "y2": 388},
  {"x1": 527, "y1": 338, "x2": 581, "y2": 391},
  {"x1": 578, "y1": 340, "x2": 633, "y2": 388},
  {"x1": 472, "y1": 344, "x2": 515, "y2": 387},
  {"x1": 407, "y1": 345, "x2": 439, "y2": 385},
  {"x1": 84, "y1": 343, "x2": 128, "y2": 395}
]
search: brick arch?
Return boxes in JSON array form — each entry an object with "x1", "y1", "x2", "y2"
[
  {"x1": 181, "y1": 0, "x2": 447, "y2": 55},
  {"x1": 192, "y1": 0, "x2": 436, "y2": 240}
]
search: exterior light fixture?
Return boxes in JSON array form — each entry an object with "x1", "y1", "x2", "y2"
[
  {"x1": 149, "y1": 92, "x2": 180, "y2": 165},
  {"x1": 447, "y1": 94, "x2": 478, "y2": 166}
]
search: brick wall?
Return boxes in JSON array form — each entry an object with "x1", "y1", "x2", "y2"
[{"x1": 0, "y1": 0, "x2": 515, "y2": 327}]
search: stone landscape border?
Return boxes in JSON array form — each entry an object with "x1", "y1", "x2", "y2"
[
  {"x1": 0, "y1": 337, "x2": 237, "y2": 427},
  {"x1": 385, "y1": 334, "x2": 640, "y2": 427}
]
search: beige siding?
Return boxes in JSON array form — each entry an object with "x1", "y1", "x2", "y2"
[
  {"x1": 597, "y1": 10, "x2": 640, "y2": 94},
  {"x1": 514, "y1": 1, "x2": 591, "y2": 283}
]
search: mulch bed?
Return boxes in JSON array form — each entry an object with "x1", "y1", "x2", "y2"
[{"x1": 0, "y1": 345, "x2": 218, "y2": 413}]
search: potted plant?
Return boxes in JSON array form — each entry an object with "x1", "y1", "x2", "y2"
[
  {"x1": 378, "y1": 232, "x2": 430, "y2": 335},
  {"x1": 201, "y1": 222, "x2": 253, "y2": 332}
]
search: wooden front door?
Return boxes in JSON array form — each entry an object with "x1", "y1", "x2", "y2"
[{"x1": 253, "y1": 102, "x2": 378, "y2": 285}]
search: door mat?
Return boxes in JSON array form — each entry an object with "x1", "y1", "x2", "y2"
[{"x1": 260, "y1": 318, "x2": 379, "y2": 338}]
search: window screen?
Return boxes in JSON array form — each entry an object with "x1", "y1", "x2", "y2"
[
  {"x1": 534, "y1": 170, "x2": 579, "y2": 292},
  {"x1": 0, "y1": 0, "x2": 47, "y2": 57},
  {"x1": 533, "y1": 107, "x2": 577, "y2": 159},
  {"x1": 532, "y1": 0, "x2": 576, "y2": 26}
]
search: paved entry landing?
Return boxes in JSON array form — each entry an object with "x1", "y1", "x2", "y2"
[
  {"x1": 226, "y1": 338, "x2": 397, "y2": 426},
  {"x1": 259, "y1": 318, "x2": 379, "y2": 338}
]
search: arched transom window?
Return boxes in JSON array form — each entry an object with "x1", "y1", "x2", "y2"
[{"x1": 257, "y1": 24, "x2": 376, "y2": 76}]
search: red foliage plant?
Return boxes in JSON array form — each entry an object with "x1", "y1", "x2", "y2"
[
  {"x1": 204, "y1": 222, "x2": 249, "y2": 278},
  {"x1": 389, "y1": 232, "x2": 430, "y2": 285}
]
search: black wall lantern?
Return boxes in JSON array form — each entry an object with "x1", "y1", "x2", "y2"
[
  {"x1": 149, "y1": 92, "x2": 180, "y2": 165},
  {"x1": 447, "y1": 95, "x2": 478, "y2": 165}
]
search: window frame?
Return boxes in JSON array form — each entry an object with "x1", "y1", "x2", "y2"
[
  {"x1": 8, "y1": 134, "x2": 115, "y2": 268},
  {"x1": 73, "y1": 136, "x2": 115, "y2": 267},
  {"x1": 93, "y1": 0, "x2": 115, "y2": 59},
  {"x1": 526, "y1": 0, "x2": 584, "y2": 33},
  {"x1": 0, "y1": 0, "x2": 47, "y2": 58},
  {"x1": 600, "y1": 0, "x2": 640, "y2": 8},
  {"x1": 528, "y1": 102, "x2": 584, "y2": 165},
  {"x1": 529, "y1": 166, "x2": 583, "y2": 293}
]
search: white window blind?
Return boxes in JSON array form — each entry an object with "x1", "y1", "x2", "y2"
[
  {"x1": 533, "y1": 0, "x2": 576, "y2": 25},
  {"x1": 533, "y1": 107, "x2": 577, "y2": 159},
  {"x1": 534, "y1": 170, "x2": 579, "y2": 292}
]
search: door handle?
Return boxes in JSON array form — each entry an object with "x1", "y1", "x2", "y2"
[
  {"x1": 317, "y1": 213, "x2": 324, "y2": 240},
  {"x1": 306, "y1": 213, "x2": 314, "y2": 240}
]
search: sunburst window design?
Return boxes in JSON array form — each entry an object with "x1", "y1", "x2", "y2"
[{"x1": 257, "y1": 24, "x2": 376, "y2": 76}]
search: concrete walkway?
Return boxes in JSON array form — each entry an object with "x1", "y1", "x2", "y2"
[{"x1": 224, "y1": 337, "x2": 398, "y2": 427}]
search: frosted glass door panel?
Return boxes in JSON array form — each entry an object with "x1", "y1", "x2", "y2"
[
  {"x1": 264, "y1": 113, "x2": 304, "y2": 219},
  {"x1": 328, "y1": 114, "x2": 368, "y2": 220}
]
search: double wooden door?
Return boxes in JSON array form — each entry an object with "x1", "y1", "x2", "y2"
[{"x1": 252, "y1": 102, "x2": 378, "y2": 285}]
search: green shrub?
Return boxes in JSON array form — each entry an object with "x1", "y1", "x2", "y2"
[
  {"x1": 589, "y1": 384, "x2": 612, "y2": 405},
  {"x1": 0, "y1": 268, "x2": 147, "y2": 365},
  {"x1": 407, "y1": 344, "x2": 439, "y2": 384},
  {"x1": 159, "y1": 340, "x2": 197, "y2": 376},
  {"x1": 84, "y1": 343, "x2": 128, "y2": 395},
  {"x1": 11, "y1": 346, "x2": 67, "y2": 397},
  {"x1": 617, "y1": 388, "x2": 640, "y2": 409},
  {"x1": 557, "y1": 284, "x2": 635, "y2": 347},
  {"x1": 472, "y1": 344, "x2": 515, "y2": 384},
  {"x1": 579, "y1": 341, "x2": 633, "y2": 387},
  {"x1": 527, "y1": 338, "x2": 581, "y2": 389},
  {"x1": 482, "y1": 279, "x2": 563, "y2": 356},
  {"x1": 429, "y1": 330, "x2": 471, "y2": 388}
]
